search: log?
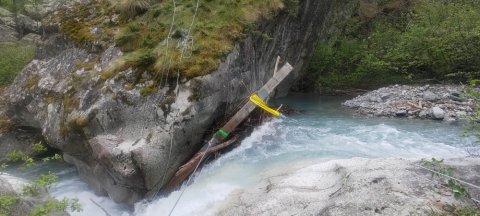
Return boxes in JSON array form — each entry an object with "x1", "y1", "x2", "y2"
[
  {"x1": 162, "y1": 62, "x2": 294, "y2": 193},
  {"x1": 162, "y1": 136, "x2": 239, "y2": 193},
  {"x1": 210, "y1": 63, "x2": 293, "y2": 144}
]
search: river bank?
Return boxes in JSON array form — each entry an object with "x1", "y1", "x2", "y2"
[
  {"x1": 343, "y1": 85, "x2": 477, "y2": 121},
  {"x1": 218, "y1": 157, "x2": 480, "y2": 216}
]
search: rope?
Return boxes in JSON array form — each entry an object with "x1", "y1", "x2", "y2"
[
  {"x1": 168, "y1": 140, "x2": 212, "y2": 216},
  {"x1": 411, "y1": 171, "x2": 480, "y2": 204},
  {"x1": 152, "y1": 0, "x2": 178, "y2": 201},
  {"x1": 154, "y1": 70, "x2": 181, "y2": 200},
  {"x1": 181, "y1": 0, "x2": 201, "y2": 58},
  {"x1": 250, "y1": 94, "x2": 281, "y2": 117},
  {"x1": 415, "y1": 164, "x2": 480, "y2": 190},
  {"x1": 166, "y1": 1, "x2": 202, "y2": 215},
  {"x1": 159, "y1": 0, "x2": 177, "y2": 87}
]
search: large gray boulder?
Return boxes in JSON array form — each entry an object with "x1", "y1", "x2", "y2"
[
  {"x1": 0, "y1": 24, "x2": 18, "y2": 42},
  {"x1": 3, "y1": 0, "x2": 357, "y2": 204}
]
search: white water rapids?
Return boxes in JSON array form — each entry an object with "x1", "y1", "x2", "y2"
[{"x1": 8, "y1": 96, "x2": 477, "y2": 215}]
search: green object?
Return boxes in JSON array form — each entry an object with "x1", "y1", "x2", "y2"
[{"x1": 213, "y1": 129, "x2": 229, "y2": 140}]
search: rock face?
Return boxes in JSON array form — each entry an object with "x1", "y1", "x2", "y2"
[
  {"x1": 0, "y1": 0, "x2": 77, "y2": 42},
  {"x1": 343, "y1": 85, "x2": 478, "y2": 121},
  {"x1": 217, "y1": 158, "x2": 480, "y2": 216},
  {"x1": 2, "y1": 0, "x2": 354, "y2": 204}
]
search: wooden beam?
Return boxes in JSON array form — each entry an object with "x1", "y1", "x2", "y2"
[
  {"x1": 211, "y1": 63, "x2": 293, "y2": 144},
  {"x1": 162, "y1": 62, "x2": 294, "y2": 193}
]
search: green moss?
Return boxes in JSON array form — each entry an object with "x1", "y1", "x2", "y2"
[
  {"x1": 25, "y1": 74, "x2": 40, "y2": 90},
  {"x1": 0, "y1": 115, "x2": 10, "y2": 133},
  {"x1": 63, "y1": 94, "x2": 79, "y2": 113},
  {"x1": 69, "y1": 116, "x2": 89, "y2": 129},
  {"x1": 103, "y1": 0, "x2": 286, "y2": 80},
  {"x1": 0, "y1": 42, "x2": 35, "y2": 86},
  {"x1": 50, "y1": 0, "x2": 289, "y2": 95},
  {"x1": 283, "y1": 0, "x2": 299, "y2": 17},
  {"x1": 140, "y1": 85, "x2": 158, "y2": 97},
  {"x1": 115, "y1": 0, "x2": 150, "y2": 19},
  {"x1": 101, "y1": 48, "x2": 154, "y2": 80},
  {"x1": 51, "y1": 0, "x2": 116, "y2": 48}
]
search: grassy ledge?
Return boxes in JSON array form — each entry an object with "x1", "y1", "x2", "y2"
[{"x1": 54, "y1": 0, "x2": 289, "y2": 83}]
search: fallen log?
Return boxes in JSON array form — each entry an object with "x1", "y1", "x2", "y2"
[
  {"x1": 162, "y1": 135, "x2": 239, "y2": 193},
  {"x1": 162, "y1": 62, "x2": 294, "y2": 193}
]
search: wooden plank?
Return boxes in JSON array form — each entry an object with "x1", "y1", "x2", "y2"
[{"x1": 210, "y1": 63, "x2": 293, "y2": 144}]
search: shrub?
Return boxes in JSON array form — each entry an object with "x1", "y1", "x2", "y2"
[
  {"x1": 307, "y1": 0, "x2": 480, "y2": 92},
  {"x1": 23, "y1": 172, "x2": 58, "y2": 196},
  {"x1": 29, "y1": 197, "x2": 82, "y2": 216},
  {"x1": 0, "y1": 195, "x2": 18, "y2": 216}
]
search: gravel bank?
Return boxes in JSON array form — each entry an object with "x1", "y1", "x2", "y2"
[{"x1": 343, "y1": 85, "x2": 477, "y2": 121}]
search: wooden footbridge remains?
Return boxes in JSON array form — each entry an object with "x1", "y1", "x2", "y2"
[{"x1": 163, "y1": 60, "x2": 294, "y2": 193}]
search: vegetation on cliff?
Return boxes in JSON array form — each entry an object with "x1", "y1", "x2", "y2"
[
  {"x1": 305, "y1": 0, "x2": 480, "y2": 92},
  {"x1": 0, "y1": 42, "x2": 35, "y2": 86},
  {"x1": 54, "y1": 0, "x2": 292, "y2": 86}
]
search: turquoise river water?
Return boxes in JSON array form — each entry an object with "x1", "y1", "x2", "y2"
[{"x1": 7, "y1": 95, "x2": 477, "y2": 216}]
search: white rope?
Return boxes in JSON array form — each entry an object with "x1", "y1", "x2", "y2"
[
  {"x1": 154, "y1": 70, "x2": 181, "y2": 200},
  {"x1": 411, "y1": 167, "x2": 480, "y2": 204},
  {"x1": 160, "y1": 0, "x2": 177, "y2": 87},
  {"x1": 151, "y1": 0, "x2": 178, "y2": 201},
  {"x1": 414, "y1": 164, "x2": 480, "y2": 190},
  {"x1": 180, "y1": 0, "x2": 200, "y2": 58},
  {"x1": 168, "y1": 140, "x2": 212, "y2": 216},
  {"x1": 167, "y1": 1, "x2": 202, "y2": 214}
]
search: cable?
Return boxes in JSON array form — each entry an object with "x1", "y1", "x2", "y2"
[
  {"x1": 159, "y1": 0, "x2": 177, "y2": 87},
  {"x1": 153, "y1": 0, "x2": 202, "y2": 204},
  {"x1": 414, "y1": 164, "x2": 480, "y2": 190},
  {"x1": 411, "y1": 167, "x2": 480, "y2": 204},
  {"x1": 168, "y1": 140, "x2": 212, "y2": 216}
]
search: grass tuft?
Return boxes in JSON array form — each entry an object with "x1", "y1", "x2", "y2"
[
  {"x1": 0, "y1": 42, "x2": 35, "y2": 86},
  {"x1": 115, "y1": 0, "x2": 150, "y2": 18}
]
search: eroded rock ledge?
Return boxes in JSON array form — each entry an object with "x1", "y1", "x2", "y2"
[
  {"x1": 343, "y1": 85, "x2": 477, "y2": 121},
  {"x1": 217, "y1": 158, "x2": 480, "y2": 216}
]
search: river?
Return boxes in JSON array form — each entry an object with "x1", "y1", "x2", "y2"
[{"x1": 7, "y1": 95, "x2": 477, "y2": 216}]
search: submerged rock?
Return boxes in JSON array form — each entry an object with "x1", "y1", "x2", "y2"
[{"x1": 217, "y1": 158, "x2": 480, "y2": 216}]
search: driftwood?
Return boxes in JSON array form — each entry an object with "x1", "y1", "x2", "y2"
[{"x1": 162, "y1": 135, "x2": 239, "y2": 193}]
